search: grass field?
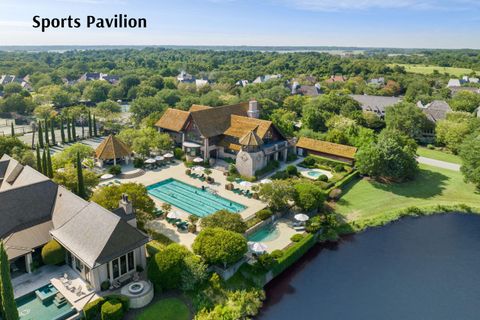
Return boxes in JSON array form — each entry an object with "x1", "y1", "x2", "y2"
[
  {"x1": 417, "y1": 147, "x2": 462, "y2": 165},
  {"x1": 136, "y1": 298, "x2": 190, "y2": 320},
  {"x1": 335, "y1": 164, "x2": 480, "y2": 221},
  {"x1": 388, "y1": 64, "x2": 480, "y2": 77}
]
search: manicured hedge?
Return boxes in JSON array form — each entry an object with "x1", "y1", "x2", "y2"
[
  {"x1": 255, "y1": 209, "x2": 273, "y2": 221},
  {"x1": 146, "y1": 240, "x2": 166, "y2": 257},
  {"x1": 272, "y1": 234, "x2": 316, "y2": 276},
  {"x1": 83, "y1": 295, "x2": 129, "y2": 320},
  {"x1": 101, "y1": 300, "x2": 123, "y2": 320},
  {"x1": 332, "y1": 171, "x2": 359, "y2": 190},
  {"x1": 83, "y1": 297, "x2": 105, "y2": 320},
  {"x1": 41, "y1": 240, "x2": 66, "y2": 265}
]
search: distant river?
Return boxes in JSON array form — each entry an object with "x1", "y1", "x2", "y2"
[{"x1": 258, "y1": 214, "x2": 480, "y2": 320}]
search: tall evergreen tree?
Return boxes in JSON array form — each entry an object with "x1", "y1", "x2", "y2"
[
  {"x1": 44, "y1": 120, "x2": 49, "y2": 146},
  {"x1": 76, "y1": 152, "x2": 86, "y2": 199},
  {"x1": 60, "y1": 118, "x2": 66, "y2": 144},
  {"x1": 35, "y1": 144, "x2": 42, "y2": 173},
  {"x1": 88, "y1": 111, "x2": 93, "y2": 137},
  {"x1": 93, "y1": 115, "x2": 98, "y2": 137},
  {"x1": 38, "y1": 122, "x2": 44, "y2": 149},
  {"x1": 67, "y1": 118, "x2": 72, "y2": 142},
  {"x1": 46, "y1": 146, "x2": 53, "y2": 178},
  {"x1": 50, "y1": 119, "x2": 56, "y2": 146},
  {"x1": 10, "y1": 122, "x2": 14, "y2": 137},
  {"x1": 81, "y1": 116, "x2": 85, "y2": 138},
  {"x1": 0, "y1": 243, "x2": 19, "y2": 320},
  {"x1": 42, "y1": 149, "x2": 47, "y2": 176},
  {"x1": 71, "y1": 117, "x2": 76, "y2": 142}
]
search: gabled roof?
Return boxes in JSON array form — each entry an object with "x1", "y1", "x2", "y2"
[
  {"x1": 189, "y1": 103, "x2": 249, "y2": 138},
  {"x1": 189, "y1": 104, "x2": 211, "y2": 112},
  {"x1": 239, "y1": 130, "x2": 264, "y2": 146},
  {"x1": 296, "y1": 137, "x2": 357, "y2": 160},
  {"x1": 224, "y1": 115, "x2": 273, "y2": 139},
  {"x1": 95, "y1": 135, "x2": 131, "y2": 160},
  {"x1": 421, "y1": 100, "x2": 451, "y2": 122},
  {"x1": 155, "y1": 108, "x2": 191, "y2": 132},
  {"x1": 350, "y1": 94, "x2": 402, "y2": 113}
]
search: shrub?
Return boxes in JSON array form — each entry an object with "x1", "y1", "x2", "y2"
[
  {"x1": 147, "y1": 243, "x2": 191, "y2": 290},
  {"x1": 101, "y1": 300, "x2": 123, "y2": 320},
  {"x1": 101, "y1": 280, "x2": 110, "y2": 291},
  {"x1": 270, "y1": 250, "x2": 283, "y2": 260},
  {"x1": 108, "y1": 165, "x2": 122, "y2": 175},
  {"x1": 334, "y1": 164, "x2": 344, "y2": 172},
  {"x1": 104, "y1": 295, "x2": 130, "y2": 313},
  {"x1": 272, "y1": 234, "x2": 316, "y2": 276},
  {"x1": 133, "y1": 157, "x2": 144, "y2": 168},
  {"x1": 200, "y1": 209, "x2": 247, "y2": 234},
  {"x1": 174, "y1": 147, "x2": 184, "y2": 159},
  {"x1": 328, "y1": 188, "x2": 342, "y2": 200},
  {"x1": 255, "y1": 253, "x2": 276, "y2": 271},
  {"x1": 303, "y1": 156, "x2": 316, "y2": 167},
  {"x1": 83, "y1": 297, "x2": 105, "y2": 320},
  {"x1": 185, "y1": 169, "x2": 191, "y2": 175},
  {"x1": 286, "y1": 152, "x2": 297, "y2": 162},
  {"x1": 255, "y1": 208, "x2": 273, "y2": 221},
  {"x1": 290, "y1": 234, "x2": 304, "y2": 242},
  {"x1": 228, "y1": 164, "x2": 238, "y2": 175},
  {"x1": 317, "y1": 174, "x2": 328, "y2": 182},
  {"x1": 146, "y1": 240, "x2": 165, "y2": 257},
  {"x1": 41, "y1": 240, "x2": 65, "y2": 265},
  {"x1": 285, "y1": 165, "x2": 298, "y2": 176},
  {"x1": 427, "y1": 144, "x2": 435, "y2": 149},
  {"x1": 270, "y1": 170, "x2": 289, "y2": 180},
  {"x1": 306, "y1": 215, "x2": 323, "y2": 233},
  {"x1": 255, "y1": 160, "x2": 279, "y2": 177},
  {"x1": 293, "y1": 181, "x2": 326, "y2": 212}
]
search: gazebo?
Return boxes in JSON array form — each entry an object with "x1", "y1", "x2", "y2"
[{"x1": 95, "y1": 135, "x2": 132, "y2": 166}]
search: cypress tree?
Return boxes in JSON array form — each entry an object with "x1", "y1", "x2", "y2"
[
  {"x1": 88, "y1": 111, "x2": 93, "y2": 137},
  {"x1": 93, "y1": 115, "x2": 98, "y2": 137},
  {"x1": 67, "y1": 118, "x2": 72, "y2": 142},
  {"x1": 35, "y1": 144, "x2": 42, "y2": 173},
  {"x1": 76, "y1": 152, "x2": 86, "y2": 199},
  {"x1": 44, "y1": 120, "x2": 49, "y2": 146},
  {"x1": 42, "y1": 149, "x2": 47, "y2": 176},
  {"x1": 60, "y1": 118, "x2": 66, "y2": 144},
  {"x1": 50, "y1": 119, "x2": 56, "y2": 146},
  {"x1": 10, "y1": 122, "x2": 14, "y2": 137},
  {"x1": 38, "y1": 122, "x2": 44, "y2": 149},
  {"x1": 71, "y1": 117, "x2": 76, "y2": 142},
  {"x1": 0, "y1": 243, "x2": 19, "y2": 320},
  {"x1": 46, "y1": 146, "x2": 53, "y2": 178}
]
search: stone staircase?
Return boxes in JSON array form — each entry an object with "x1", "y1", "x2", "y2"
[{"x1": 53, "y1": 293, "x2": 67, "y2": 308}]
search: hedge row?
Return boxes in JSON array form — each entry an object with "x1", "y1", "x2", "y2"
[
  {"x1": 83, "y1": 294, "x2": 130, "y2": 320},
  {"x1": 328, "y1": 170, "x2": 360, "y2": 193},
  {"x1": 271, "y1": 233, "x2": 316, "y2": 276}
]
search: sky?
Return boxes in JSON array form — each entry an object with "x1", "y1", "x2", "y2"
[{"x1": 0, "y1": 0, "x2": 480, "y2": 48}]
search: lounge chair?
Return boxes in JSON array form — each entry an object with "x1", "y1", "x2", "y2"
[
  {"x1": 293, "y1": 225, "x2": 305, "y2": 231},
  {"x1": 76, "y1": 286, "x2": 84, "y2": 297}
]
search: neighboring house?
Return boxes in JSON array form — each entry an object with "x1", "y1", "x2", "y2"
[
  {"x1": 177, "y1": 71, "x2": 195, "y2": 83},
  {"x1": 290, "y1": 81, "x2": 322, "y2": 96},
  {"x1": 235, "y1": 80, "x2": 249, "y2": 87},
  {"x1": 350, "y1": 94, "x2": 402, "y2": 118},
  {"x1": 78, "y1": 73, "x2": 120, "y2": 85},
  {"x1": 368, "y1": 77, "x2": 385, "y2": 86},
  {"x1": 295, "y1": 137, "x2": 357, "y2": 165},
  {"x1": 0, "y1": 154, "x2": 148, "y2": 291},
  {"x1": 417, "y1": 100, "x2": 452, "y2": 123},
  {"x1": 195, "y1": 79, "x2": 209, "y2": 88},
  {"x1": 447, "y1": 79, "x2": 462, "y2": 88},
  {"x1": 0, "y1": 75, "x2": 32, "y2": 91},
  {"x1": 449, "y1": 86, "x2": 480, "y2": 95},
  {"x1": 155, "y1": 101, "x2": 290, "y2": 177},
  {"x1": 325, "y1": 75, "x2": 347, "y2": 83},
  {"x1": 252, "y1": 74, "x2": 282, "y2": 84}
]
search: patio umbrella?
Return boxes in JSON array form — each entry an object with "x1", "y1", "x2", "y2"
[
  {"x1": 167, "y1": 211, "x2": 182, "y2": 219},
  {"x1": 144, "y1": 158, "x2": 156, "y2": 164},
  {"x1": 193, "y1": 166, "x2": 204, "y2": 172},
  {"x1": 239, "y1": 181, "x2": 253, "y2": 188},
  {"x1": 100, "y1": 173, "x2": 114, "y2": 180},
  {"x1": 260, "y1": 179, "x2": 272, "y2": 184},
  {"x1": 294, "y1": 214, "x2": 309, "y2": 222},
  {"x1": 251, "y1": 242, "x2": 268, "y2": 253},
  {"x1": 193, "y1": 157, "x2": 204, "y2": 163},
  {"x1": 163, "y1": 153, "x2": 174, "y2": 158}
]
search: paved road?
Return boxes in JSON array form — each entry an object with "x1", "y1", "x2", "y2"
[{"x1": 417, "y1": 156, "x2": 461, "y2": 172}]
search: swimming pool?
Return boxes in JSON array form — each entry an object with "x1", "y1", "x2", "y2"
[
  {"x1": 17, "y1": 284, "x2": 76, "y2": 320},
  {"x1": 299, "y1": 168, "x2": 333, "y2": 180},
  {"x1": 147, "y1": 178, "x2": 247, "y2": 217},
  {"x1": 248, "y1": 223, "x2": 280, "y2": 242}
]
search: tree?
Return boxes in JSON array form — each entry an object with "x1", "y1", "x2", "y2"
[
  {"x1": 147, "y1": 243, "x2": 191, "y2": 291},
  {"x1": 0, "y1": 137, "x2": 35, "y2": 167},
  {"x1": 10, "y1": 122, "x2": 14, "y2": 137},
  {"x1": 38, "y1": 121, "x2": 44, "y2": 148},
  {"x1": 60, "y1": 118, "x2": 66, "y2": 144},
  {"x1": 93, "y1": 115, "x2": 98, "y2": 137},
  {"x1": 180, "y1": 255, "x2": 207, "y2": 291},
  {"x1": 42, "y1": 148, "x2": 47, "y2": 176},
  {"x1": 53, "y1": 164, "x2": 99, "y2": 198},
  {"x1": 293, "y1": 182, "x2": 326, "y2": 212},
  {"x1": 33, "y1": 105, "x2": 56, "y2": 120},
  {"x1": 200, "y1": 210, "x2": 247, "y2": 234},
  {"x1": 129, "y1": 95, "x2": 167, "y2": 124},
  {"x1": 385, "y1": 102, "x2": 428, "y2": 139},
  {"x1": 449, "y1": 91, "x2": 480, "y2": 113},
  {"x1": 192, "y1": 228, "x2": 248, "y2": 267},
  {"x1": 95, "y1": 100, "x2": 121, "y2": 118},
  {"x1": 50, "y1": 119, "x2": 56, "y2": 145},
  {"x1": 82, "y1": 80, "x2": 111, "y2": 103},
  {"x1": 41, "y1": 240, "x2": 65, "y2": 265},
  {"x1": 67, "y1": 118, "x2": 72, "y2": 142},
  {"x1": 36, "y1": 144, "x2": 42, "y2": 173},
  {"x1": 0, "y1": 243, "x2": 19, "y2": 320},
  {"x1": 283, "y1": 95, "x2": 308, "y2": 116},
  {"x1": 459, "y1": 132, "x2": 480, "y2": 189},
  {"x1": 46, "y1": 146, "x2": 53, "y2": 178},
  {"x1": 88, "y1": 111, "x2": 93, "y2": 137},
  {"x1": 269, "y1": 108, "x2": 296, "y2": 137},
  {"x1": 118, "y1": 128, "x2": 172, "y2": 156},
  {"x1": 52, "y1": 143, "x2": 94, "y2": 169},
  {"x1": 71, "y1": 117, "x2": 77, "y2": 141},
  {"x1": 356, "y1": 129, "x2": 418, "y2": 182},
  {"x1": 76, "y1": 152, "x2": 86, "y2": 198},
  {"x1": 258, "y1": 179, "x2": 295, "y2": 212}
]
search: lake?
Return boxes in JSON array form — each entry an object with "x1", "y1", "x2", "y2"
[{"x1": 258, "y1": 214, "x2": 480, "y2": 320}]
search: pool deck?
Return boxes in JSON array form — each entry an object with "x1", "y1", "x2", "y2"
[{"x1": 254, "y1": 218, "x2": 303, "y2": 253}]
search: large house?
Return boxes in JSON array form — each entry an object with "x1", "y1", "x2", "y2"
[
  {"x1": 0, "y1": 154, "x2": 148, "y2": 291},
  {"x1": 295, "y1": 137, "x2": 357, "y2": 165},
  {"x1": 78, "y1": 73, "x2": 120, "y2": 85},
  {"x1": 155, "y1": 101, "x2": 290, "y2": 177},
  {"x1": 0, "y1": 75, "x2": 32, "y2": 91},
  {"x1": 350, "y1": 94, "x2": 402, "y2": 118}
]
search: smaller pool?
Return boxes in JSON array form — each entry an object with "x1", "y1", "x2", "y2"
[
  {"x1": 300, "y1": 168, "x2": 333, "y2": 180},
  {"x1": 248, "y1": 224, "x2": 280, "y2": 242}
]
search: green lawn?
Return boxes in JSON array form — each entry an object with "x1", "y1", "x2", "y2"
[
  {"x1": 136, "y1": 298, "x2": 190, "y2": 320},
  {"x1": 417, "y1": 147, "x2": 462, "y2": 165},
  {"x1": 335, "y1": 164, "x2": 480, "y2": 221},
  {"x1": 388, "y1": 63, "x2": 480, "y2": 77}
]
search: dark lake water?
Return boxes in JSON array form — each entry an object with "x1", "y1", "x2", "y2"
[{"x1": 258, "y1": 214, "x2": 480, "y2": 320}]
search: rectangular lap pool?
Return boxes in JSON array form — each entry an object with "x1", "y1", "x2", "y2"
[
  {"x1": 17, "y1": 284, "x2": 76, "y2": 320},
  {"x1": 147, "y1": 178, "x2": 246, "y2": 217}
]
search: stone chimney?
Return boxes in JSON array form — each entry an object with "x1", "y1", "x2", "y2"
[
  {"x1": 247, "y1": 100, "x2": 260, "y2": 119},
  {"x1": 118, "y1": 193, "x2": 133, "y2": 215}
]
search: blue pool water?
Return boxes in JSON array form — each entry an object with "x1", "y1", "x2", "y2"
[
  {"x1": 17, "y1": 284, "x2": 76, "y2": 320},
  {"x1": 248, "y1": 224, "x2": 280, "y2": 242},
  {"x1": 147, "y1": 178, "x2": 246, "y2": 217},
  {"x1": 307, "y1": 171, "x2": 321, "y2": 178}
]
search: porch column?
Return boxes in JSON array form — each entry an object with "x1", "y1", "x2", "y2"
[
  {"x1": 274, "y1": 152, "x2": 279, "y2": 161},
  {"x1": 181, "y1": 133, "x2": 185, "y2": 152},
  {"x1": 282, "y1": 149, "x2": 288, "y2": 162},
  {"x1": 25, "y1": 253, "x2": 33, "y2": 274},
  {"x1": 204, "y1": 138, "x2": 209, "y2": 161}
]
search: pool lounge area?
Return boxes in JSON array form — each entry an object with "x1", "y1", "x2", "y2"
[
  {"x1": 16, "y1": 284, "x2": 76, "y2": 320},
  {"x1": 147, "y1": 178, "x2": 246, "y2": 217}
]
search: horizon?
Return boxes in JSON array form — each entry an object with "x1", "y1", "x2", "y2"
[{"x1": 1, "y1": 0, "x2": 480, "y2": 49}]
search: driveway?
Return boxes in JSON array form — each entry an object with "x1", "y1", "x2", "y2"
[{"x1": 417, "y1": 156, "x2": 461, "y2": 172}]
